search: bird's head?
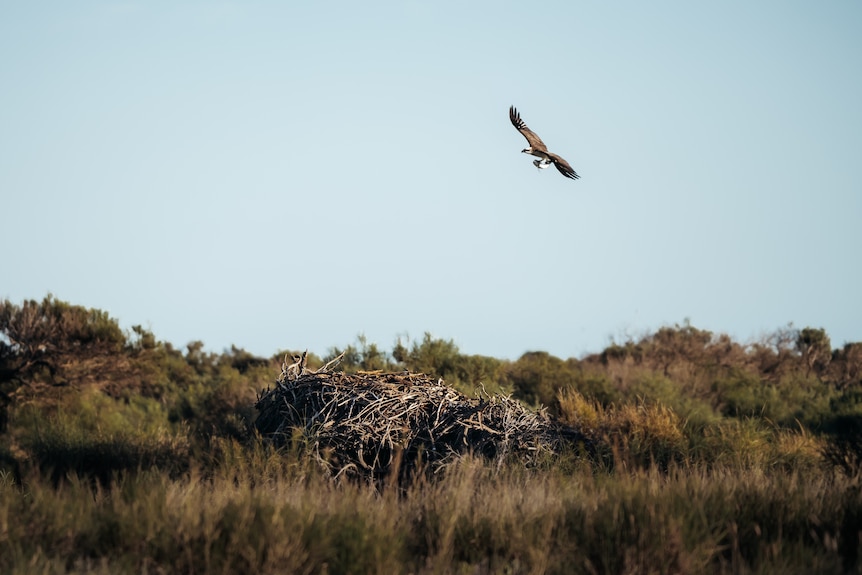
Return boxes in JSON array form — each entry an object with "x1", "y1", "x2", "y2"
[{"x1": 521, "y1": 147, "x2": 532, "y2": 154}]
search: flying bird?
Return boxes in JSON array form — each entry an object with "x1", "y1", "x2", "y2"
[{"x1": 509, "y1": 106, "x2": 579, "y2": 180}]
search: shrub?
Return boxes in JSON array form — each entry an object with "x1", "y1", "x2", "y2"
[
  {"x1": 558, "y1": 389, "x2": 688, "y2": 469},
  {"x1": 628, "y1": 372, "x2": 720, "y2": 428},
  {"x1": 13, "y1": 390, "x2": 189, "y2": 483},
  {"x1": 714, "y1": 370, "x2": 835, "y2": 429},
  {"x1": 506, "y1": 351, "x2": 579, "y2": 410}
]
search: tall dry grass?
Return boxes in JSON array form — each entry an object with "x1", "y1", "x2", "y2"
[{"x1": 2, "y1": 441, "x2": 860, "y2": 575}]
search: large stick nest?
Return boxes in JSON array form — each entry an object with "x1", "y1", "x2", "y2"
[{"x1": 254, "y1": 368, "x2": 589, "y2": 480}]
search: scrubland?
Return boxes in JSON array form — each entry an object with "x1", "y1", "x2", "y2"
[{"x1": 2, "y1": 296, "x2": 862, "y2": 574}]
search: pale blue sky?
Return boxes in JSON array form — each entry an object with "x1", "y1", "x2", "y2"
[{"x1": 2, "y1": 1, "x2": 860, "y2": 360}]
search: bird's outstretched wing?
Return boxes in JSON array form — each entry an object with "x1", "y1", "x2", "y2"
[
  {"x1": 549, "y1": 153, "x2": 580, "y2": 180},
  {"x1": 509, "y1": 106, "x2": 548, "y2": 153}
]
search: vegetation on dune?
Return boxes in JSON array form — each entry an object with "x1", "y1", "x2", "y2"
[{"x1": 2, "y1": 295, "x2": 862, "y2": 574}]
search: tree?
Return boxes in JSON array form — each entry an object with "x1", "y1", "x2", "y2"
[
  {"x1": 831, "y1": 343, "x2": 862, "y2": 389},
  {"x1": 394, "y1": 333, "x2": 461, "y2": 378},
  {"x1": 325, "y1": 334, "x2": 394, "y2": 373},
  {"x1": 796, "y1": 327, "x2": 832, "y2": 378},
  {"x1": 0, "y1": 295, "x2": 127, "y2": 431},
  {"x1": 0, "y1": 294, "x2": 126, "y2": 382}
]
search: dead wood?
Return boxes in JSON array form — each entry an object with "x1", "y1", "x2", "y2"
[{"x1": 254, "y1": 369, "x2": 589, "y2": 481}]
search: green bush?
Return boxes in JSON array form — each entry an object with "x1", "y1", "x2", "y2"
[
  {"x1": 506, "y1": 351, "x2": 579, "y2": 409},
  {"x1": 714, "y1": 370, "x2": 835, "y2": 428},
  {"x1": 13, "y1": 390, "x2": 188, "y2": 483},
  {"x1": 567, "y1": 369, "x2": 620, "y2": 405},
  {"x1": 628, "y1": 372, "x2": 720, "y2": 428}
]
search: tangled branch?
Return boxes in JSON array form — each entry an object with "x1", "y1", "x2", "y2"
[{"x1": 255, "y1": 369, "x2": 589, "y2": 481}]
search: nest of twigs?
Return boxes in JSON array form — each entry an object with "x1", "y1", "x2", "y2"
[{"x1": 254, "y1": 356, "x2": 589, "y2": 481}]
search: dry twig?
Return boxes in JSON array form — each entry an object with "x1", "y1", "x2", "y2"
[{"x1": 256, "y1": 368, "x2": 589, "y2": 481}]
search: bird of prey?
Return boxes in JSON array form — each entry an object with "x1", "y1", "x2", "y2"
[{"x1": 509, "y1": 106, "x2": 579, "y2": 180}]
